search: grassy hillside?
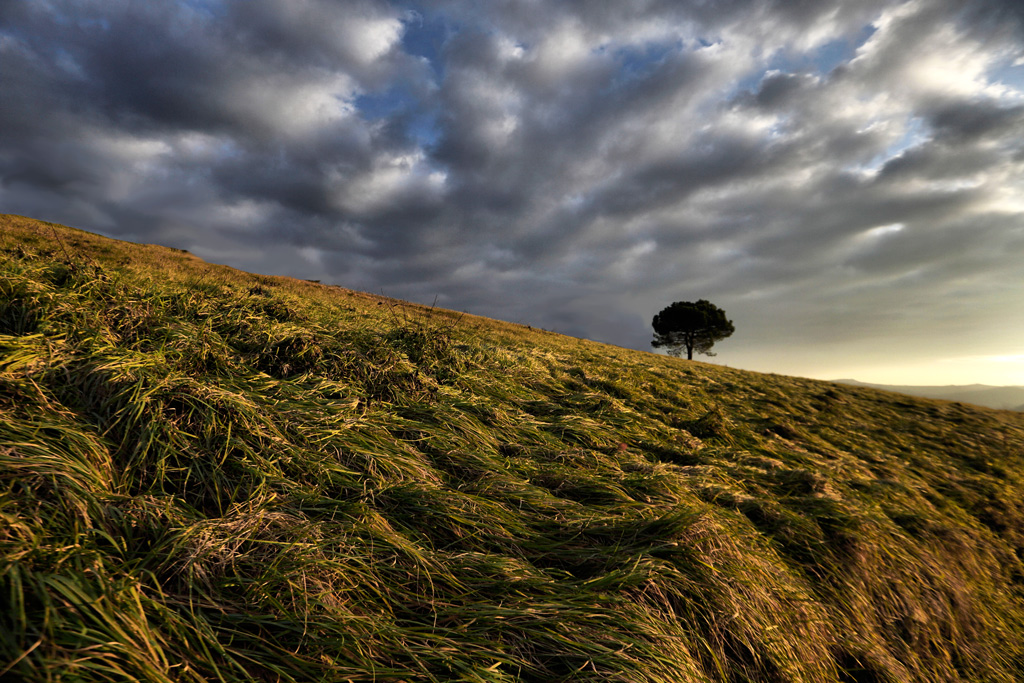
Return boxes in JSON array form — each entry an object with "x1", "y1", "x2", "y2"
[{"x1": 3, "y1": 213, "x2": 1024, "y2": 682}]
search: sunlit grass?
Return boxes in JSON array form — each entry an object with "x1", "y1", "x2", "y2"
[{"x1": 3, "y1": 213, "x2": 1024, "y2": 681}]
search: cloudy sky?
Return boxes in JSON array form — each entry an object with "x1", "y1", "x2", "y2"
[{"x1": 3, "y1": 0, "x2": 1024, "y2": 385}]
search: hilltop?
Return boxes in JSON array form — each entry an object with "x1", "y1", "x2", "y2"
[{"x1": 3, "y1": 214, "x2": 1024, "y2": 682}]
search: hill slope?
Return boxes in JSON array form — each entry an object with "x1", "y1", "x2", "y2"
[{"x1": 3, "y1": 214, "x2": 1024, "y2": 682}]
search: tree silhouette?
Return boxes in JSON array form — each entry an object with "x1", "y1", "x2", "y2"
[{"x1": 652, "y1": 300, "x2": 735, "y2": 360}]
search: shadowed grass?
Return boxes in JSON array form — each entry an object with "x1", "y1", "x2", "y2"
[{"x1": 3, "y1": 213, "x2": 1024, "y2": 682}]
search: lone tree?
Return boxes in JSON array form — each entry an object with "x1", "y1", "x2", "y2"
[{"x1": 652, "y1": 299, "x2": 735, "y2": 360}]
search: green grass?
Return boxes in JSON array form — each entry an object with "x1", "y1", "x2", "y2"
[{"x1": 3, "y1": 213, "x2": 1024, "y2": 682}]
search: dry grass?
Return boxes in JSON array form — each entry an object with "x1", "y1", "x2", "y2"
[{"x1": 3, "y1": 213, "x2": 1024, "y2": 682}]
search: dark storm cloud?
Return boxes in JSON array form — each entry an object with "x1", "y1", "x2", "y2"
[
  {"x1": 927, "y1": 100, "x2": 1024, "y2": 142},
  {"x1": 736, "y1": 71, "x2": 818, "y2": 110},
  {"x1": 2, "y1": 0, "x2": 1024, "y2": 382},
  {"x1": 6, "y1": 3, "x2": 454, "y2": 279}
]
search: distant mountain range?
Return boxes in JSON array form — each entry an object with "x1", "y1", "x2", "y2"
[{"x1": 833, "y1": 380, "x2": 1024, "y2": 411}]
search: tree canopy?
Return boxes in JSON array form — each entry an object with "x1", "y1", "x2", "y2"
[{"x1": 652, "y1": 299, "x2": 735, "y2": 360}]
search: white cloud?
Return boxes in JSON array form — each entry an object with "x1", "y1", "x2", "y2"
[
  {"x1": 226, "y1": 70, "x2": 358, "y2": 137},
  {"x1": 332, "y1": 150, "x2": 446, "y2": 215},
  {"x1": 347, "y1": 14, "x2": 404, "y2": 64},
  {"x1": 860, "y1": 223, "x2": 905, "y2": 239}
]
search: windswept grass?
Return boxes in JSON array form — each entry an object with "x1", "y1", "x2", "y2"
[{"x1": 3, "y1": 213, "x2": 1024, "y2": 682}]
